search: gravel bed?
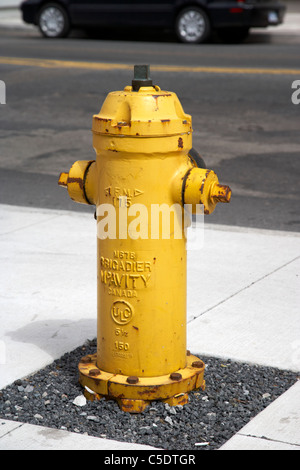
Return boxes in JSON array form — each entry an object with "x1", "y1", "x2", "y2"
[{"x1": 0, "y1": 338, "x2": 298, "y2": 450}]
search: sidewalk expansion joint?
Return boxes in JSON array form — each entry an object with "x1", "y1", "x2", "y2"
[
  {"x1": 0, "y1": 422, "x2": 24, "y2": 440},
  {"x1": 0, "y1": 213, "x2": 64, "y2": 237},
  {"x1": 238, "y1": 432, "x2": 300, "y2": 448},
  {"x1": 188, "y1": 254, "x2": 300, "y2": 323}
]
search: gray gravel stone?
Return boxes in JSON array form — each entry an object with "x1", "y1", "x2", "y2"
[{"x1": 0, "y1": 338, "x2": 298, "y2": 450}]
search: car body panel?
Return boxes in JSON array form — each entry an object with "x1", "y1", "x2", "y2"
[{"x1": 20, "y1": 0, "x2": 286, "y2": 32}]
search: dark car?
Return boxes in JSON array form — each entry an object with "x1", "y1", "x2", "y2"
[{"x1": 20, "y1": 0, "x2": 286, "y2": 43}]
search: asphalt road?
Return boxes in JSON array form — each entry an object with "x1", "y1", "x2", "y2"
[{"x1": 0, "y1": 26, "x2": 299, "y2": 231}]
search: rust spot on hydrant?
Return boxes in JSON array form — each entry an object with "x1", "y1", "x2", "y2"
[
  {"x1": 89, "y1": 369, "x2": 101, "y2": 377},
  {"x1": 67, "y1": 177, "x2": 84, "y2": 190},
  {"x1": 80, "y1": 356, "x2": 92, "y2": 364},
  {"x1": 211, "y1": 183, "x2": 232, "y2": 203},
  {"x1": 178, "y1": 137, "x2": 183, "y2": 149}
]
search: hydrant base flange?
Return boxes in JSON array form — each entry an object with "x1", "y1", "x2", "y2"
[{"x1": 78, "y1": 353, "x2": 205, "y2": 413}]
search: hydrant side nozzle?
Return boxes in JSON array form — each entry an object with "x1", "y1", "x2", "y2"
[
  {"x1": 210, "y1": 182, "x2": 232, "y2": 204},
  {"x1": 58, "y1": 160, "x2": 97, "y2": 205},
  {"x1": 181, "y1": 167, "x2": 232, "y2": 214},
  {"x1": 58, "y1": 172, "x2": 69, "y2": 188},
  {"x1": 84, "y1": 161, "x2": 98, "y2": 205}
]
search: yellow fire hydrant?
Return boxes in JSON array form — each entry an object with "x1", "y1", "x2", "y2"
[{"x1": 59, "y1": 65, "x2": 231, "y2": 413}]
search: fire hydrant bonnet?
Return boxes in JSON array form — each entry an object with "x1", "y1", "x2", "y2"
[{"x1": 92, "y1": 87, "x2": 192, "y2": 138}]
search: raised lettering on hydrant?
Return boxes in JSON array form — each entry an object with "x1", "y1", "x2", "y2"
[{"x1": 58, "y1": 65, "x2": 231, "y2": 413}]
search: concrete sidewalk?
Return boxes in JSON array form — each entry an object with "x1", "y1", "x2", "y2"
[
  {"x1": 0, "y1": 418, "x2": 158, "y2": 450},
  {"x1": 0, "y1": 0, "x2": 20, "y2": 8},
  {"x1": 0, "y1": 203, "x2": 299, "y2": 450},
  {"x1": 0, "y1": 6, "x2": 33, "y2": 30}
]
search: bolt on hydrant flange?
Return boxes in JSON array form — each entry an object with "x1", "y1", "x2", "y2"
[{"x1": 58, "y1": 65, "x2": 231, "y2": 413}]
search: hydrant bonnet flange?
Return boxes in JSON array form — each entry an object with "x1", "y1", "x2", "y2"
[{"x1": 78, "y1": 352, "x2": 205, "y2": 412}]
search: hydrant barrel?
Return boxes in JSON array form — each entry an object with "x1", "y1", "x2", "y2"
[
  {"x1": 59, "y1": 65, "x2": 231, "y2": 412},
  {"x1": 93, "y1": 79, "x2": 193, "y2": 378},
  {"x1": 96, "y1": 158, "x2": 188, "y2": 378}
]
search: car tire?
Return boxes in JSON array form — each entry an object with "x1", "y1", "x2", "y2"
[
  {"x1": 175, "y1": 7, "x2": 211, "y2": 44},
  {"x1": 38, "y1": 3, "x2": 70, "y2": 38}
]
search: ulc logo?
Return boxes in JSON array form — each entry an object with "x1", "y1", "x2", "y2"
[{"x1": 291, "y1": 80, "x2": 300, "y2": 105}]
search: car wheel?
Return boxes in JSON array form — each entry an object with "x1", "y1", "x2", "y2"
[
  {"x1": 175, "y1": 7, "x2": 211, "y2": 44},
  {"x1": 38, "y1": 3, "x2": 70, "y2": 38}
]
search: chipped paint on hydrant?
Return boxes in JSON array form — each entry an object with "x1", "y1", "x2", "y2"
[{"x1": 58, "y1": 65, "x2": 231, "y2": 413}]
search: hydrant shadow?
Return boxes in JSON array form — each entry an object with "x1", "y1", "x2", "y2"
[{"x1": 6, "y1": 318, "x2": 96, "y2": 360}]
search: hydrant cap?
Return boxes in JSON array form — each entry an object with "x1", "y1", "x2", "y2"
[{"x1": 92, "y1": 65, "x2": 192, "y2": 137}]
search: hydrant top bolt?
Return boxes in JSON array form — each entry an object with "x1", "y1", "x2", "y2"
[
  {"x1": 127, "y1": 376, "x2": 139, "y2": 385},
  {"x1": 170, "y1": 372, "x2": 182, "y2": 381},
  {"x1": 132, "y1": 64, "x2": 153, "y2": 91}
]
